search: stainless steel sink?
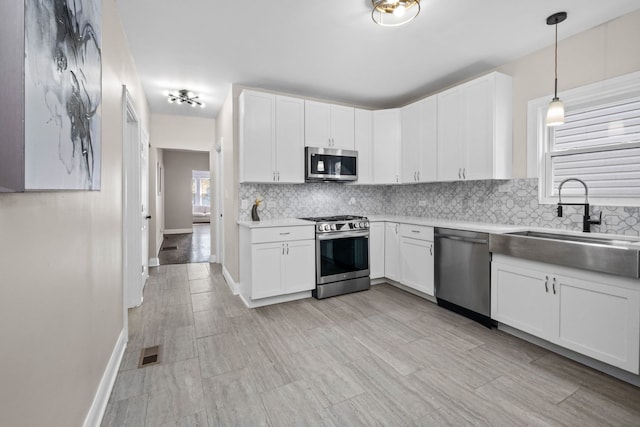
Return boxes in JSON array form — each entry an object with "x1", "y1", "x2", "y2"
[{"x1": 490, "y1": 231, "x2": 640, "y2": 278}]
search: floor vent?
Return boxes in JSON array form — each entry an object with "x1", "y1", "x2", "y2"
[
  {"x1": 138, "y1": 345, "x2": 161, "y2": 368},
  {"x1": 160, "y1": 246, "x2": 178, "y2": 251}
]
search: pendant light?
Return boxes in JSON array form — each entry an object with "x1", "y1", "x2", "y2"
[{"x1": 546, "y1": 12, "x2": 567, "y2": 127}]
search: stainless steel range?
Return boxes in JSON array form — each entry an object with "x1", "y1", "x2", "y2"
[{"x1": 300, "y1": 215, "x2": 370, "y2": 299}]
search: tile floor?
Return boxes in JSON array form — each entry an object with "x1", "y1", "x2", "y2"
[
  {"x1": 159, "y1": 224, "x2": 211, "y2": 265},
  {"x1": 101, "y1": 263, "x2": 640, "y2": 426}
]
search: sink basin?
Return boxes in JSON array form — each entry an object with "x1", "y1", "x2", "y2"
[
  {"x1": 490, "y1": 231, "x2": 640, "y2": 278},
  {"x1": 506, "y1": 230, "x2": 639, "y2": 248}
]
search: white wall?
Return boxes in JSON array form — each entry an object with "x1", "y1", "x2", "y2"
[
  {"x1": 0, "y1": 1, "x2": 150, "y2": 425},
  {"x1": 151, "y1": 114, "x2": 215, "y2": 151}
]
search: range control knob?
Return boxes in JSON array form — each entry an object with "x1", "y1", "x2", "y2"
[
  {"x1": 353, "y1": 223, "x2": 360, "y2": 229},
  {"x1": 331, "y1": 224, "x2": 337, "y2": 231},
  {"x1": 364, "y1": 222, "x2": 369, "y2": 228}
]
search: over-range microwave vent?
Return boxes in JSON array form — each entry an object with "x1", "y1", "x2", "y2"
[{"x1": 305, "y1": 147, "x2": 358, "y2": 183}]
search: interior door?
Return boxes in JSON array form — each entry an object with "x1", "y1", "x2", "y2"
[{"x1": 141, "y1": 129, "x2": 150, "y2": 287}]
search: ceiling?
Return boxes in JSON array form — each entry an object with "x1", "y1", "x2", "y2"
[{"x1": 116, "y1": 0, "x2": 640, "y2": 119}]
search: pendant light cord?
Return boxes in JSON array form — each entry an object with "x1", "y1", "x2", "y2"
[{"x1": 554, "y1": 21, "x2": 558, "y2": 98}]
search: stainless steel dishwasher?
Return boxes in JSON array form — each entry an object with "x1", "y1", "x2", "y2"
[{"x1": 434, "y1": 228, "x2": 494, "y2": 327}]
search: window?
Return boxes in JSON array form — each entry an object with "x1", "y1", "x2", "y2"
[
  {"x1": 529, "y1": 71, "x2": 640, "y2": 206},
  {"x1": 192, "y1": 170, "x2": 210, "y2": 207}
]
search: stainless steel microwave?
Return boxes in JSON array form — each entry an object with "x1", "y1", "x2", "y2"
[{"x1": 305, "y1": 147, "x2": 358, "y2": 182}]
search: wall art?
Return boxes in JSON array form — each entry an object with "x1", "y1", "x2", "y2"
[{"x1": 23, "y1": 0, "x2": 102, "y2": 190}]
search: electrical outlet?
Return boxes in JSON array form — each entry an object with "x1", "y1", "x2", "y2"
[
  {"x1": 241, "y1": 199, "x2": 248, "y2": 210},
  {"x1": 418, "y1": 200, "x2": 427, "y2": 207},
  {"x1": 349, "y1": 197, "x2": 356, "y2": 205}
]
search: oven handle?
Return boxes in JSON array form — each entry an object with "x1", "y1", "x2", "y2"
[{"x1": 316, "y1": 231, "x2": 370, "y2": 241}]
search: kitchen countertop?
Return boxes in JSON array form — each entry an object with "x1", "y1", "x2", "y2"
[
  {"x1": 367, "y1": 215, "x2": 524, "y2": 234},
  {"x1": 238, "y1": 216, "x2": 640, "y2": 244},
  {"x1": 238, "y1": 218, "x2": 314, "y2": 228}
]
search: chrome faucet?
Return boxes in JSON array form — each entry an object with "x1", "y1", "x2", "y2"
[{"x1": 557, "y1": 178, "x2": 602, "y2": 233}]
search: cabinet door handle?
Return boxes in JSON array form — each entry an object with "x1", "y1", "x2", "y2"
[
  {"x1": 552, "y1": 277, "x2": 556, "y2": 294},
  {"x1": 273, "y1": 172, "x2": 276, "y2": 181},
  {"x1": 544, "y1": 276, "x2": 549, "y2": 293},
  {"x1": 395, "y1": 224, "x2": 399, "y2": 234},
  {"x1": 278, "y1": 171, "x2": 280, "y2": 181},
  {"x1": 282, "y1": 244, "x2": 285, "y2": 255},
  {"x1": 279, "y1": 232, "x2": 290, "y2": 235},
  {"x1": 430, "y1": 243, "x2": 433, "y2": 256},
  {"x1": 286, "y1": 243, "x2": 289, "y2": 255},
  {"x1": 417, "y1": 171, "x2": 420, "y2": 181},
  {"x1": 463, "y1": 168, "x2": 466, "y2": 179},
  {"x1": 412, "y1": 230, "x2": 420, "y2": 234},
  {"x1": 458, "y1": 168, "x2": 461, "y2": 179}
]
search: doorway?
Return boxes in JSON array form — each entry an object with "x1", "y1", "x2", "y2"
[{"x1": 122, "y1": 86, "x2": 148, "y2": 310}]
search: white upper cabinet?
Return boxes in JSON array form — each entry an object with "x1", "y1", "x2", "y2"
[
  {"x1": 437, "y1": 72, "x2": 512, "y2": 181},
  {"x1": 354, "y1": 108, "x2": 373, "y2": 184},
  {"x1": 304, "y1": 100, "x2": 355, "y2": 150},
  {"x1": 373, "y1": 108, "x2": 401, "y2": 184},
  {"x1": 239, "y1": 90, "x2": 304, "y2": 184},
  {"x1": 401, "y1": 96, "x2": 437, "y2": 183}
]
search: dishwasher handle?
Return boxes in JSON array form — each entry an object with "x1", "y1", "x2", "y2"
[{"x1": 434, "y1": 233, "x2": 488, "y2": 245}]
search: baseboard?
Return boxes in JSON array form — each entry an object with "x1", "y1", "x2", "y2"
[
  {"x1": 384, "y1": 278, "x2": 437, "y2": 304},
  {"x1": 222, "y1": 265, "x2": 238, "y2": 295},
  {"x1": 83, "y1": 328, "x2": 127, "y2": 427},
  {"x1": 164, "y1": 228, "x2": 192, "y2": 235},
  {"x1": 208, "y1": 254, "x2": 217, "y2": 263},
  {"x1": 240, "y1": 290, "x2": 312, "y2": 308},
  {"x1": 148, "y1": 257, "x2": 159, "y2": 267}
]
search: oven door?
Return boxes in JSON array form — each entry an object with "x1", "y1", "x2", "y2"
[{"x1": 316, "y1": 231, "x2": 369, "y2": 285}]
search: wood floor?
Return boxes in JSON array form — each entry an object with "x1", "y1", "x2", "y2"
[
  {"x1": 159, "y1": 224, "x2": 211, "y2": 265},
  {"x1": 102, "y1": 263, "x2": 640, "y2": 426}
]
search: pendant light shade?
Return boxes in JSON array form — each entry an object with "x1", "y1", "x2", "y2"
[
  {"x1": 546, "y1": 12, "x2": 567, "y2": 127},
  {"x1": 372, "y1": 1, "x2": 420, "y2": 27}
]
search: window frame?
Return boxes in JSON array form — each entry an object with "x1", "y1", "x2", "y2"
[
  {"x1": 192, "y1": 170, "x2": 211, "y2": 207},
  {"x1": 528, "y1": 70, "x2": 640, "y2": 207}
]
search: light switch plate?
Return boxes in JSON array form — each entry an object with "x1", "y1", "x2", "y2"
[{"x1": 241, "y1": 199, "x2": 248, "y2": 210}]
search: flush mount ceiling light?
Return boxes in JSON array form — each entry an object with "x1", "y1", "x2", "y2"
[
  {"x1": 546, "y1": 11, "x2": 567, "y2": 127},
  {"x1": 165, "y1": 89, "x2": 205, "y2": 108},
  {"x1": 371, "y1": 0, "x2": 420, "y2": 27}
]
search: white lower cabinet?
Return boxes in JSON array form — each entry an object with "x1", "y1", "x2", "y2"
[
  {"x1": 399, "y1": 224, "x2": 434, "y2": 295},
  {"x1": 369, "y1": 221, "x2": 385, "y2": 279},
  {"x1": 384, "y1": 222, "x2": 401, "y2": 281},
  {"x1": 492, "y1": 255, "x2": 640, "y2": 374},
  {"x1": 240, "y1": 225, "x2": 315, "y2": 303}
]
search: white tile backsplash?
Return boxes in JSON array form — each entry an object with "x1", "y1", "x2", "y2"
[{"x1": 239, "y1": 179, "x2": 640, "y2": 236}]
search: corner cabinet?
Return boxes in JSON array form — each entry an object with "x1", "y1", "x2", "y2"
[
  {"x1": 239, "y1": 90, "x2": 305, "y2": 183},
  {"x1": 437, "y1": 72, "x2": 512, "y2": 181},
  {"x1": 401, "y1": 96, "x2": 437, "y2": 183},
  {"x1": 492, "y1": 255, "x2": 640, "y2": 374},
  {"x1": 399, "y1": 224, "x2": 434, "y2": 295},
  {"x1": 304, "y1": 100, "x2": 355, "y2": 150},
  {"x1": 239, "y1": 225, "x2": 315, "y2": 305}
]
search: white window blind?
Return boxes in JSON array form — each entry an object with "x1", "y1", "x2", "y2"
[{"x1": 544, "y1": 88, "x2": 640, "y2": 203}]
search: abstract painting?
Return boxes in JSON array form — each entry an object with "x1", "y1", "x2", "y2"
[{"x1": 24, "y1": 0, "x2": 102, "y2": 190}]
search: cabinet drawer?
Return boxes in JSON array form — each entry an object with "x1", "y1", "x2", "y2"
[
  {"x1": 251, "y1": 226, "x2": 314, "y2": 243},
  {"x1": 399, "y1": 224, "x2": 434, "y2": 241}
]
